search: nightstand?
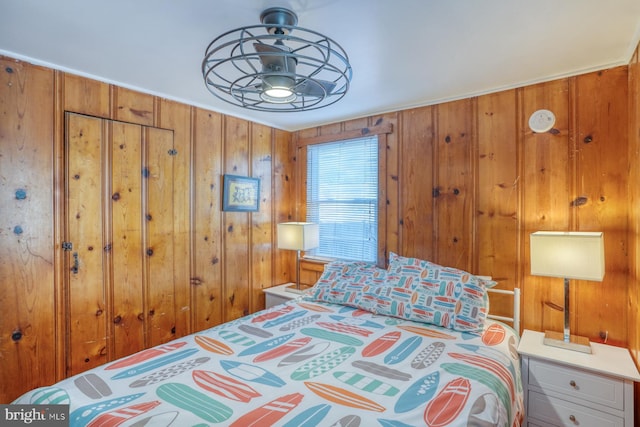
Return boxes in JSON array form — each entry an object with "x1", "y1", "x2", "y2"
[
  {"x1": 518, "y1": 329, "x2": 640, "y2": 427},
  {"x1": 263, "y1": 283, "x2": 299, "y2": 308}
]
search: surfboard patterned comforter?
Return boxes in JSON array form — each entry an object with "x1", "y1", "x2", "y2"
[{"x1": 14, "y1": 299, "x2": 524, "y2": 426}]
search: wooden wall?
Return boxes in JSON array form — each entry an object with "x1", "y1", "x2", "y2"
[
  {"x1": 0, "y1": 55, "x2": 295, "y2": 402},
  {"x1": 2, "y1": 48, "x2": 639, "y2": 406},
  {"x1": 296, "y1": 66, "x2": 631, "y2": 346},
  {"x1": 628, "y1": 43, "x2": 640, "y2": 422}
]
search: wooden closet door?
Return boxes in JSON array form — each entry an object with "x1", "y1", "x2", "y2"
[
  {"x1": 65, "y1": 113, "x2": 175, "y2": 376},
  {"x1": 65, "y1": 113, "x2": 109, "y2": 375},
  {"x1": 110, "y1": 120, "x2": 145, "y2": 359}
]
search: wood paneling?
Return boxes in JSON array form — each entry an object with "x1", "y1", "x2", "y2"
[
  {"x1": 0, "y1": 58, "x2": 56, "y2": 399},
  {"x1": 1, "y1": 49, "x2": 639, "y2": 406},
  {"x1": 0, "y1": 55, "x2": 292, "y2": 402},
  {"x1": 157, "y1": 99, "x2": 192, "y2": 339},
  {"x1": 434, "y1": 99, "x2": 475, "y2": 270},
  {"x1": 250, "y1": 123, "x2": 274, "y2": 313},
  {"x1": 399, "y1": 106, "x2": 436, "y2": 260},
  {"x1": 66, "y1": 113, "x2": 108, "y2": 375},
  {"x1": 521, "y1": 79, "x2": 572, "y2": 335},
  {"x1": 627, "y1": 43, "x2": 640, "y2": 420},
  {"x1": 144, "y1": 126, "x2": 177, "y2": 346},
  {"x1": 223, "y1": 116, "x2": 251, "y2": 321},
  {"x1": 110, "y1": 120, "x2": 144, "y2": 359},
  {"x1": 113, "y1": 86, "x2": 155, "y2": 126},
  {"x1": 574, "y1": 68, "x2": 629, "y2": 344},
  {"x1": 65, "y1": 114, "x2": 178, "y2": 372},
  {"x1": 295, "y1": 67, "x2": 631, "y2": 339},
  {"x1": 191, "y1": 109, "x2": 224, "y2": 331},
  {"x1": 63, "y1": 74, "x2": 110, "y2": 117},
  {"x1": 476, "y1": 90, "x2": 519, "y2": 317},
  {"x1": 274, "y1": 129, "x2": 296, "y2": 284}
]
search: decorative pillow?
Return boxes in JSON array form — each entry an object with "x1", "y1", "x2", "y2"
[
  {"x1": 381, "y1": 252, "x2": 494, "y2": 333},
  {"x1": 387, "y1": 252, "x2": 497, "y2": 289},
  {"x1": 307, "y1": 255, "x2": 494, "y2": 334},
  {"x1": 307, "y1": 261, "x2": 387, "y2": 312}
]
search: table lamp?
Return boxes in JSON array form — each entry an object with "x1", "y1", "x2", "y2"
[
  {"x1": 277, "y1": 222, "x2": 319, "y2": 294},
  {"x1": 530, "y1": 231, "x2": 605, "y2": 354}
]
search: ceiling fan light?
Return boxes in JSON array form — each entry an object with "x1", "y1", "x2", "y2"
[
  {"x1": 260, "y1": 90, "x2": 297, "y2": 104},
  {"x1": 264, "y1": 86, "x2": 294, "y2": 98},
  {"x1": 262, "y1": 74, "x2": 295, "y2": 98}
]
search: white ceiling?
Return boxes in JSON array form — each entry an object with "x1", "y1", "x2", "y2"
[{"x1": 1, "y1": 0, "x2": 639, "y2": 131}]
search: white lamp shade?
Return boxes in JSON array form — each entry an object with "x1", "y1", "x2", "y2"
[
  {"x1": 277, "y1": 222, "x2": 319, "y2": 251},
  {"x1": 530, "y1": 231, "x2": 605, "y2": 281}
]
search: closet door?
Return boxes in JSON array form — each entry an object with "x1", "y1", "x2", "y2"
[
  {"x1": 110, "y1": 120, "x2": 144, "y2": 359},
  {"x1": 65, "y1": 113, "x2": 109, "y2": 374},
  {"x1": 65, "y1": 113, "x2": 175, "y2": 376}
]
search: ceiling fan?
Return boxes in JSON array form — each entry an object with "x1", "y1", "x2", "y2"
[{"x1": 202, "y1": 7, "x2": 352, "y2": 112}]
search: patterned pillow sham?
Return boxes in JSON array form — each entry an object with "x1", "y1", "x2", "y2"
[
  {"x1": 306, "y1": 260, "x2": 387, "y2": 312},
  {"x1": 387, "y1": 252, "x2": 497, "y2": 289},
  {"x1": 383, "y1": 252, "x2": 493, "y2": 333},
  {"x1": 307, "y1": 255, "x2": 493, "y2": 334}
]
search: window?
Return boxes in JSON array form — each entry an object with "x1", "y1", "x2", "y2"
[{"x1": 306, "y1": 136, "x2": 378, "y2": 262}]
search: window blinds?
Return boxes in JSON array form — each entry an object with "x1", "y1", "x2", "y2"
[{"x1": 306, "y1": 136, "x2": 378, "y2": 262}]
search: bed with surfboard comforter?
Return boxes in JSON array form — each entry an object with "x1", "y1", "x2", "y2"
[{"x1": 14, "y1": 253, "x2": 524, "y2": 426}]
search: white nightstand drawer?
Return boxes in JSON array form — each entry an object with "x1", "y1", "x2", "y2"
[
  {"x1": 528, "y1": 358, "x2": 624, "y2": 410},
  {"x1": 528, "y1": 391, "x2": 623, "y2": 427}
]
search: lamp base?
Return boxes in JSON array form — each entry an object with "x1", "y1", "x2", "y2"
[
  {"x1": 543, "y1": 330, "x2": 592, "y2": 354},
  {"x1": 284, "y1": 283, "x2": 313, "y2": 294}
]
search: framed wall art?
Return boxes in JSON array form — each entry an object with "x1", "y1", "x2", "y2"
[{"x1": 222, "y1": 174, "x2": 260, "y2": 212}]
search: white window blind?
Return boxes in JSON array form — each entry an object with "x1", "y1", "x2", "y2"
[{"x1": 306, "y1": 136, "x2": 378, "y2": 262}]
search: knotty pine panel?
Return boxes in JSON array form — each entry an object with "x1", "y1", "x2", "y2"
[
  {"x1": 110, "y1": 120, "x2": 145, "y2": 359},
  {"x1": 574, "y1": 67, "x2": 629, "y2": 344},
  {"x1": 144, "y1": 127, "x2": 177, "y2": 346},
  {"x1": 0, "y1": 58, "x2": 56, "y2": 402},
  {"x1": 191, "y1": 109, "x2": 224, "y2": 331},
  {"x1": 223, "y1": 116, "x2": 251, "y2": 321},
  {"x1": 375, "y1": 113, "x2": 401, "y2": 263},
  {"x1": 250, "y1": 123, "x2": 274, "y2": 312},
  {"x1": 399, "y1": 106, "x2": 436, "y2": 261},
  {"x1": 66, "y1": 113, "x2": 108, "y2": 375},
  {"x1": 63, "y1": 73, "x2": 110, "y2": 118},
  {"x1": 274, "y1": 130, "x2": 296, "y2": 286},
  {"x1": 476, "y1": 90, "x2": 519, "y2": 318},
  {"x1": 434, "y1": 99, "x2": 475, "y2": 271},
  {"x1": 520, "y1": 79, "x2": 572, "y2": 334},
  {"x1": 627, "y1": 43, "x2": 640, "y2": 421},
  {"x1": 113, "y1": 86, "x2": 155, "y2": 126},
  {"x1": 157, "y1": 99, "x2": 192, "y2": 339}
]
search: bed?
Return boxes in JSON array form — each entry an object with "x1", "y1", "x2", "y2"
[{"x1": 13, "y1": 254, "x2": 524, "y2": 426}]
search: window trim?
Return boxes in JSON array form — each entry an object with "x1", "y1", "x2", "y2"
[{"x1": 296, "y1": 123, "x2": 392, "y2": 267}]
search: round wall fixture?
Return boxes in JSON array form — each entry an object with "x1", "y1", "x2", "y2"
[{"x1": 528, "y1": 109, "x2": 556, "y2": 133}]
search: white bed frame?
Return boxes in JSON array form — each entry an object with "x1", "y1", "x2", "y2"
[{"x1": 487, "y1": 287, "x2": 521, "y2": 333}]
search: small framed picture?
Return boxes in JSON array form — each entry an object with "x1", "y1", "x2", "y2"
[{"x1": 222, "y1": 174, "x2": 260, "y2": 212}]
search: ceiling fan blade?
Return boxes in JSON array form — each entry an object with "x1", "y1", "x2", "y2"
[
  {"x1": 253, "y1": 43, "x2": 292, "y2": 70},
  {"x1": 295, "y1": 79, "x2": 336, "y2": 97},
  {"x1": 233, "y1": 84, "x2": 262, "y2": 93},
  {"x1": 254, "y1": 43, "x2": 287, "y2": 54}
]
